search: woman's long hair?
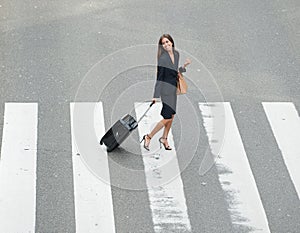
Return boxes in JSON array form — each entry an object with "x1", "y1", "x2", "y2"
[{"x1": 157, "y1": 34, "x2": 176, "y2": 60}]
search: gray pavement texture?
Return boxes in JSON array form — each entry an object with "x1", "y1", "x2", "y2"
[{"x1": 0, "y1": 0, "x2": 300, "y2": 232}]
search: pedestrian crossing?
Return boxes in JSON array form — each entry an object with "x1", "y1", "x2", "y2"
[
  {"x1": 70, "y1": 102, "x2": 115, "y2": 233},
  {"x1": 199, "y1": 103, "x2": 270, "y2": 232},
  {"x1": 0, "y1": 101, "x2": 299, "y2": 232},
  {"x1": 135, "y1": 103, "x2": 191, "y2": 232},
  {"x1": 0, "y1": 103, "x2": 38, "y2": 233},
  {"x1": 263, "y1": 102, "x2": 300, "y2": 199}
]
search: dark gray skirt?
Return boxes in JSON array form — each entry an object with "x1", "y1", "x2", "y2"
[{"x1": 161, "y1": 93, "x2": 177, "y2": 119}]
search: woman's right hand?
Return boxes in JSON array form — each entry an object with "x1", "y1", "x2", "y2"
[{"x1": 150, "y1": 98, "x2": 157, "y2": 107}]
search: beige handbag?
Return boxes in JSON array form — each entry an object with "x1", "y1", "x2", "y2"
[{"x1": 176, "y1": 72, "x2": 187, "y2": 95}]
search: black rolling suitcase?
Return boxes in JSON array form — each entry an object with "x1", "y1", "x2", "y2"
[{"x1": 100, "y1": 101, "x2": 154, "y2": 152}]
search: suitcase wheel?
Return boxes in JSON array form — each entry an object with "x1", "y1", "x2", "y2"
[{"x1": 107, "y1": 147, "x2": 113, "y2": 152}]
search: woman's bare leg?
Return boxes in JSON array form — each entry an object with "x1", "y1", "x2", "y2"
[
  {"x1": 144, "y1": 119, "x2": 166, "y2": 148},
  {"x1": 162, "y1": 115, "x2": 174, "y2": 138},
  {"x1": 161, "y1": 115, "x2": 174, "y2": 148},
  {"x1": 148, "y1": 119, "x2": 166, "y2": 138},
  {"x1": 144, "y1": 115, "x2": 174, "y2": 148}
]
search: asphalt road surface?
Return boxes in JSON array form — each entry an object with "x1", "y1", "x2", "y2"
[{"x1": 0, "y1": 0, "x2": 299, "y2": 232}]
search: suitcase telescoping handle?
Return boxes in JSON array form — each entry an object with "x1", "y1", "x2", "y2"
[
  {"x1": 150, "y1": 100, "x2": 155, "y2": 107},
  {"x1": 137, "y1": 100, "x2": 155, "y2": 124}
]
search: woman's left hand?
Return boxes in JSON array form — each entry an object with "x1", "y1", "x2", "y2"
[{"x1": 183, "y1": 58, "x2": 191, "y2": 68}]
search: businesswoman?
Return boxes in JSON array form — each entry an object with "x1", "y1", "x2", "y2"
[{"x1": 141, "y1": 34, "x2": 191, "y2": 151}]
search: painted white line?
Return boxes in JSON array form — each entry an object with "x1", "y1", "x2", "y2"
[
  {"x1": 263, "y1": 102, "x2": 300, "y2": 199},
  {"x1": 135, "y1": 102, "x2": 191, "y2": 233},
  {"x1": 70, "y1": 102, "x2": 115, "y2": 233},
  {"x1": 0, "y1": 103, "x2": 38, "y2": 233},
  {"x1": 199, "y1": 102, "x2": 270, "y2": 232}
]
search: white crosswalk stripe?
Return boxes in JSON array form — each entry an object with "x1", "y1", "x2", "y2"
[
  {"x1": 70, "y1": 102, "x2": 116, "y2": 233},
  {"x1": 263, "y1": 102, "x2": 300, "y2": 200},
  {"x1": 199, "y1": 102, "x2": 271, "y2": 232},
  {"x1": 0, "y1": 103, "x2": 38, "y2": 233},
  {"x1": 135, "y1": 102, "x2": 192, "y2": 233},
  {"x1": 0, "y1": 101, "x2": 299, "y2": 232}
]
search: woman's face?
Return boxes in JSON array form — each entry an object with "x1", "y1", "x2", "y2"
[{"x1": 161, "y1": 37, "x2": 173, "y2": 52}]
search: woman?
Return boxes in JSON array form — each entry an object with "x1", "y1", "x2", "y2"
[{"x1": 141, "y1": 34, "x2": 191, "y2": 151}]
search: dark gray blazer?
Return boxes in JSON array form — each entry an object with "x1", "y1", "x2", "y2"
[{"x1": 153, "y1": 50, "x2": 186, "y2": 98}]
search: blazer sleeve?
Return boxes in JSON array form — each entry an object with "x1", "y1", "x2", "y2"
[
  {"x1": 153, "y1": 61, "x2": 164, "y2": 98},
  {"x1": 178, "y1": 66, "x2": 186, "y2": 73},
  {"x1": 175, "y1": 52, "x2": 186, "y2": 74}
]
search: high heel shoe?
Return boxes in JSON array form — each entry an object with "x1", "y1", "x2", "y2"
[
  {"x1": 140, "y1": 134, "x2": 151, "y2": 151},
  {"x1": 159, "y1": 137, "x2": 172, "y2": 150}
]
